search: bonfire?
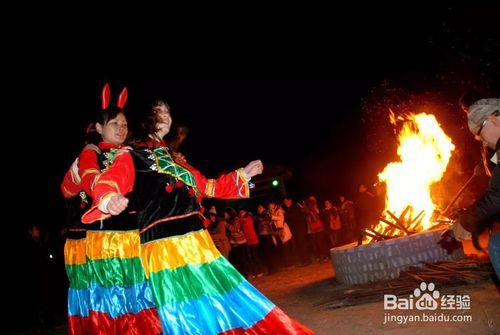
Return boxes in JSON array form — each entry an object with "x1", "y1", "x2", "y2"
[{"x1": 364, "y1": 112, "x2": 455, "y2": 243}]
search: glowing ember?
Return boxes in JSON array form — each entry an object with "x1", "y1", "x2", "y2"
[{"x1": 366, "y1": 112, "x2": 455, "y2": 243}]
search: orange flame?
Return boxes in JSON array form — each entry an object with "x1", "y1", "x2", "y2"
[{"x1": 368, "y1": 112, "x2": 455, "y2": 242}]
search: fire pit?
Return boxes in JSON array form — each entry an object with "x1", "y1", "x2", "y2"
[
  {"x1": 331, "y1": 228, "x2": 465, "y2": 285},
  {"x1": 330, "y1": 111, "x2": 466, "y2": 285}
]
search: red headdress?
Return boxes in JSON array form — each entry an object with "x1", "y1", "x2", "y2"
[{"x1": 87, "y1": 83, "x2": 128, "y2": 134}]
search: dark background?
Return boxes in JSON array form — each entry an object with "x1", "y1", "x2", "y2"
[
  {"x1": 23, "y1": 4, "x2": 500, "y2": 230},
  {"x1": 10, "y1": 3, "x2": 500, "y2": 332}
]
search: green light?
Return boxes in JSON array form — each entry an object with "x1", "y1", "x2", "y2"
[{"x1": 272, "y1": 179, "x2": 279, "y2": 187}]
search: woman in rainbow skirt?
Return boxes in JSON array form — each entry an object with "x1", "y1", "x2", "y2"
[
  {"x1": 82, "y1": 99, "x2": 314, "y2": 335},
  {"x1": 61, "y1": 84, "x2": 161, "y2": 334}
]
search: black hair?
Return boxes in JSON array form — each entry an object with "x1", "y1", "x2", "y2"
[
  {"x1": 459, "y1": 90, "x2": 483, "y2": 111},
  {"x1": 223, "y1": 207, "x2": 238, "y2": 222},
  {"x1": 132, "y1": 99, "x2": 172, "y2": 144},
  {"x1": 85, "y1": 105, "x2": 127, "y2": 145}
]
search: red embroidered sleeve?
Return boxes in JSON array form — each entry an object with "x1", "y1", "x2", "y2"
[
  {"x1": 82, "y1": 151, "x2": 135, "y2": 223},
  {"x1": 179, "y1": 160, "x2": 250, "y2": 199},
  {"x1": 78, "y1": 149, "x2": 101, "y2": 196},
  {"x1": 60, "y1": 163, "x2": 81, "y2": 199},
  {"x1": 60, "y1": 149, "x2": 100, "y2": 198}
]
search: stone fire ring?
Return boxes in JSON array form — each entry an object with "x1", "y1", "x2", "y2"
[{"x1": 330, "y1": 228, "x2": 465, "y2": 285}]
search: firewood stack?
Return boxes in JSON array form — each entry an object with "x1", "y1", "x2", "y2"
[
  {"x1": 316, "y1": 258, "x2": 494, "y2": 310},
  {"x1": 365, "y1": 205, "x2": 451, "y2": 242}
]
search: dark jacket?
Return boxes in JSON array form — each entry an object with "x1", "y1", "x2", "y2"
[
  {"x1": 460, "y1": 139, "x2": 500, "y2": 233},
  {"x1": 284, "y1": 203, "x2": 308, "y2": 236}
]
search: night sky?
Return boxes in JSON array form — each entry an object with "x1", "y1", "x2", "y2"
[
  {"x1": 9, "y1": 4, "x2": 500, "y2": 333},
  {"x1": 18, "y1": 4, "x2": 500, "y2": 235}
]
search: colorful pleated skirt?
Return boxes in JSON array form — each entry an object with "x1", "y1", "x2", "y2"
[
  {"x1": 65, "y1": 229, "x2": 162, "y2": 335},
  {"x1": 140, "y1": 228, "x2": 314, "y2": 335}
]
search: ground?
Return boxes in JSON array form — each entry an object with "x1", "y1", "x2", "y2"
[
  {"x1": 250, "y1": 261, "x2": 500, "y2": 335},
  {"x1": 17, "y1": 260, "x2": 500, "y2": 335}
]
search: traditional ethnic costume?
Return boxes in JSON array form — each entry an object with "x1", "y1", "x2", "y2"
[
  {"x1": 60, "y1": 85, "x2": 162, "y2": 335},
  {"x1": 82, "y1": 139, "x2": 314, "y2": 335}
]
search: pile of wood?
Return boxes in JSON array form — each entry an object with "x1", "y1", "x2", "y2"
[
  {"x1": 315, "y1": 258, "x2": 494, "y2": 309},
  {"x1": 364, "y1": 206, "x2": 427, "y2": 242},
  {"x1": 400, "y1": 258, "x2": 493, "y2": 284},
  {"x1": 364, "y1": 206, "x2": 454, "y2": 242}
]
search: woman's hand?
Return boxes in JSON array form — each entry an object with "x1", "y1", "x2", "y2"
[
  {"x1": 107, "y1": 194, "x2": 129, "y2": 215},
  {"x1": 173, "y1": 151, "x2": 187, "y2": 163},
  {"x1": 451, "y1": 221, "x2": 471, "y2": 241},
  {"x1": 83, "y1": 143, "x2": 101, "y2": 153},
  {"x1": 243, "y1": 160, "x2": 264, "y2": 178},
  {"x1": 116, "y1": 146, "x2": 133, "y2": 155}
]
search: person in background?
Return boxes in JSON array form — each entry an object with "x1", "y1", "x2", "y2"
[
  {"x1": 354, "y1": 184, "x2": 377, "y2": 245},
  {"x1": 207, "y1": 206, "x2": 231, "y2": 258},
  {"x1": 339, "y1": 195, "x2": 356, "y2": 244},
  {"x1": 256, "y1": 203, "x2": 279, "y2": 274},
  {"x1": 322, "y1": 199, "x2": 341, "y2": 248},
  {"x1": 304, "y1": 196, "x2": 329, "y2": 262},
  {"x1": 23, "y1": 224, "x2": 57, "y2": 329},
  {"x1": 283, "y1": 197, "x2": 310, "y2": 265},
  {"x1": 239, "y1": 208, "x2": 263, "y2": 277},
  {"x1": 452, "y1": 96, "x2": 500, "y2": 279},
  {"x1": 225, "y1": 208, "x2": 249, "y2": 276}
]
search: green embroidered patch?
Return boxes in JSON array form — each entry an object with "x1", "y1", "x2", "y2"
[
  {"x1": 103, "y1": 149, "x2": 117, "y2": 170},
  {"x1": 153, "y1": 147, "x2": 200, "y2": 195}
]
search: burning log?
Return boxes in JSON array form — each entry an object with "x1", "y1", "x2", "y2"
[
  {"x1": 379, "y1": 216, "x2": 407, "y2": 236},
  {"x1": 409, "y1": 210, "x2": 425, "y2": 225},
  {"x1": 409, "y1": 213, "x2": 425, "y2": 233},
  {"x1": 386, "y1": 210, "x2": 411, "y2": 234},
  {"x1": 398, "y1": 205, "x2": 411, "y2": 222},
  {"x1": 407, "y1": 210, "x2": 425, "y2": 231},
  {"x1": 363, "y1": 229, "x2": 390, "y2": 241},
  {"x1": 361, "y1": 230, "x2": 382, "y2": 241},
  {"x1": 386, "y1": 210, "x2": 404, "y2": 226}
]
